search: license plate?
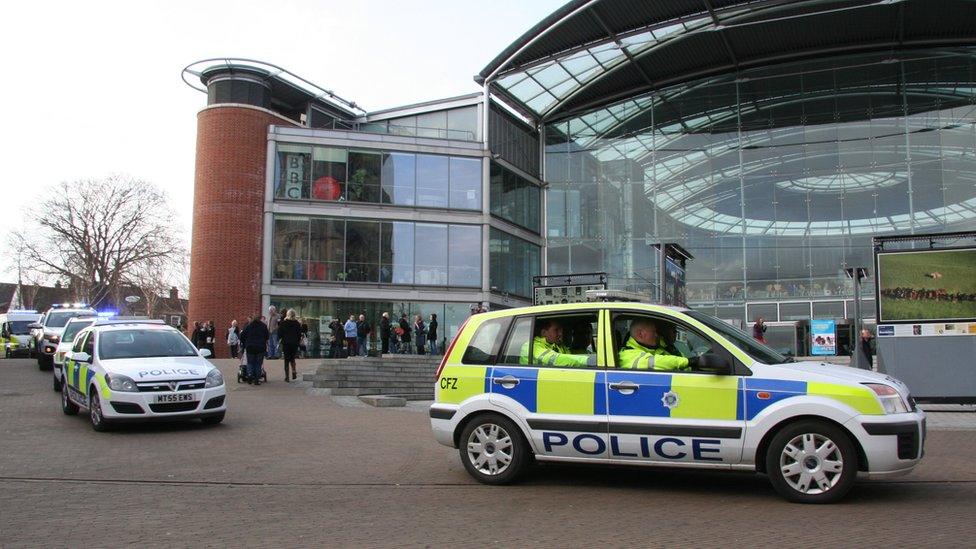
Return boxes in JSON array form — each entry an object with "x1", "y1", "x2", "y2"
[{"x1": 154, "y1": 393, "x2": 196, "y2": 403}]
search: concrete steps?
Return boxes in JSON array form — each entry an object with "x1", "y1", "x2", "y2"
[{"x1": 309, "y1": 356, "x2": 439, "y2": 405}]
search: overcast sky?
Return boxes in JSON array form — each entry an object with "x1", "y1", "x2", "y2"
[{"x1": 0, "y1": 0, "x2": 563, "y2": 282}]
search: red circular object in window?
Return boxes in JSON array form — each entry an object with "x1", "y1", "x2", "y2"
[{"x1": 312, "y1": 175, "x2": 341, "y2": 200}]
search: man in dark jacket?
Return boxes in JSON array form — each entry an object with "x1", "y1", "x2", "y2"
[
  {"x1": 379, "y1": 312, "x2": 391, "y2": 355},
  {"x1": 398, "y1": 314, "x2": 411, "y2": 353},
  {"x1": 240, "y1": 316, "x2": 270, "y2": 385},
  {"x1": 856, "y1": 328, "x2": 876, "y2": 370},
  {"x1": 356, "y1": 314, "x2": 371, "y2": 357},
  {"x1": 277, "y1": 310, "x2": 302, "y2": 381},
  {"x1": 427, "y1": 313, "x2": 439, "y2": 355},
  {"x1": 328, "y1": 316, "x2": 344, "y2": 358}
]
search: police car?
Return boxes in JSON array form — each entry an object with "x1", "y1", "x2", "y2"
[
  {"x1": 0, "y1": 310, "x2": 42, "y2": 358},
  {"x1": 30, "y1": 303, "x2": 97, "y2": 370},
  {"x1": 60, "y1": 319, "x2": 226, "y2": 431},
  {"x1": 430, "y1": 300, "x2": 925, "y2": 503},
  {"x1": 52, "y1": 315, "x2": 97, "y2": 391}
]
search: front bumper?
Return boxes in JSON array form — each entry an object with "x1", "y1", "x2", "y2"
[
  {"x1": 101, "y1": 386, "x2": 228, "y2": 420},
  {"x1": 847, "y1": 410, "x2": 926, "y2": 476}
]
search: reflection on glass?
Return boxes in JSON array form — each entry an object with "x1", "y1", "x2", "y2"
[
  {"x1": 490, "y1": 162, "x2": 541, "y2": 232},
  {"x1": 310, "y1": 218, "x2": 343, "y2": 281},
  {"x1": 415, "y1": 223, "x2": 448, "y2": 285},
  {"x1": 273, "y1": 217, "x2": 309, "y2": 280},
  {"x1": 311, "y1": 147, "x2": 346, "y2": 201},
  {"x1": 449, "y1": 157, "x2": 482, "y2": 210},
  {"x1": 381, "y1": 153, "x2": 415, "y2": 206},
  {"x1": 348, "y1": 151, "x2": 382, "y2": 203},
  {"x1": 345, "y1": 221, "x2": 380, "y2": 282},
  {"x1": 489, "y1": 228, "x2": 540, "y2": 298},
  {"x1": 449, "y1": 225, "x2": 482, "y2": 286},
  {"x1": 380, "y1": 222, "x2": 414, "y2": 284},
  {"x1": 417, "y1": 155, "x2": 450, "y2": 208}
]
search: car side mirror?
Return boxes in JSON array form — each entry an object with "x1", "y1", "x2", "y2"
[
  {"x1": 199, "y1": 348, "x2": 212, "y2": 358},
  {"x1": 71, "y1": 352, "x2": 91, "y2": 363},
  {"x1": 28, "y1": 323, "x2": 42, "y2": 330},
  {"x1": 696, "y1": 353, "x2": 731, "y2": 375}
]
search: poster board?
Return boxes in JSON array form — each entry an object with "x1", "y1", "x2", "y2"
[
  {"x1": 810, "y1": 319, "x2": 836, "y2": 356},
  {"x1": 876, "y1": 248, "x2": 976, "y2": 323}
]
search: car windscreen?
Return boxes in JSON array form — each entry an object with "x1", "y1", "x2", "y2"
[
  {"x1": 9, "y1": 321, "x2": 34, "y2": 335},
  {"x1": 685, "y1": 311, "x2": 789, "y2": 365},
  {"x1": 46, "y1": 311, "x2": 94, "y2": 328},
  {"x1": 61, "y1": 320, "x2": 94, "y2": 344},
  {"x1": 98, "y1": 329, "x2": 199, "y2": 360}
]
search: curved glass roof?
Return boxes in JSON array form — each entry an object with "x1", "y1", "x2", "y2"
[{"x1": 482, "y1": 0, "x2": 976, "y2": 122}]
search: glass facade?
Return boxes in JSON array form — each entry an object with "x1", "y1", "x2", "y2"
[
  {"x1": 545, "y1": 49, "x2": 976, "y2": 319},
  {"x1": 275, "y1": 143, "x2": 482, "y2": 210},
  {"x1": 376, "y1": 105, "x2": 480, "y2": 141},
  {"x1": 269, "y1": 297, "x2": 473, "y2": 358},
  {"x1": 272, "y1": 215, "x2": 481, "y2": 287},
  {"x1": 490, "y1": 162, "x2": 541, "y2": 233},
  {"x1": 489, "y1": 228, "x2": 540, "y2": 299}
]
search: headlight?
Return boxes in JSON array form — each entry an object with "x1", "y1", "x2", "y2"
[
  {"x1": 106, "y1": 374, "x2": 138, "y2": 392},
  {"x1": 205, "y1": 369, "x2": 224, "y2": 388},
  {"x1": 865, "y1": 383, "x2": 909, "y2": 414}
]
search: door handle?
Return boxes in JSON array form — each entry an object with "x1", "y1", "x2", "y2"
[
  {"x1": 492, "y1": 375, "x2": 520, "y2": 388},
  {"x1": 609, "y1": 381, "x2": 639, "y2": 392}
]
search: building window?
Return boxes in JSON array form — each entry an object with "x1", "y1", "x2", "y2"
[
  {"x1": 275, "y1": 143, "x2": 481, "y2": 211},
  {"x1": 490, "y1": 162, "x2": 541, "y2": 233},
  {"x1": 272, "y1": 215, "x2": 481, "y2": 287},
  {"x1": 489, "y1": 228, "x2": 540, "y2": 299}
]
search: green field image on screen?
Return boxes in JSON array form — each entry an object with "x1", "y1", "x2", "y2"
[{"x1": 878, "y1": 249, "x2": 976, "y2": 322}]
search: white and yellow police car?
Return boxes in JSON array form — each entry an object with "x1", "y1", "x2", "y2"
[
  {"x1": 60, "y1": 319, "x2": 226, "y2": 431},
  {"x1": 52, "y1": 315, "x2": 97, "y2": 392},
  {"x1": 430, "y1": 300, "x2": 925, "y2": 503}
]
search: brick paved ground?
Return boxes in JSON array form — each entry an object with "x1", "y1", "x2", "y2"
[{"x1": 1, "y1": 358, "x2": 974, "y2": 547}]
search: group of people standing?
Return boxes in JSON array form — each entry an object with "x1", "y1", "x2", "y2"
[
  {"x1": 223, "y1": 306, "x2": 310, "y2": 385},
  {"x1": 379, "y1": 312, "x2": 438, "y2": 355}
]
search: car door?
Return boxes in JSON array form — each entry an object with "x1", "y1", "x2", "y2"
[
  {"x1": 605, "y1": 311, "x2": 745, "y2": 466},
  {"x1": 489, "y1": 310, "x2": 609, "y2": 461}
]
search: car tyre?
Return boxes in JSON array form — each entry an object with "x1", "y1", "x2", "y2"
[
  {"x1": 766, "y1": 419, "x2": 858, "y2": 504},
  {"x1": 38, "y1": 354, "x2": 52, "y2": 371},
  {"x1": 458, "y1": 413, "x2": 530, "y2": 485},
  {"x1": 201, "y1": 412, "x2": 225, "y2": 426},
  {"x1": 61, "y1": 378, "x2": 78, "y2": 415},
  {"x1": 89, "y1": 390, "x2": 112, "y2": 432}
]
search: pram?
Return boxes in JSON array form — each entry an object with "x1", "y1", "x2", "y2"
[{"x1": 236, "y1": 352, "x2": 268, "y2": 383}]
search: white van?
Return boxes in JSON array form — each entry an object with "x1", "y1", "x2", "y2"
[{"x1": 1, "y1": 310, "x2": 42, "y2": 358}]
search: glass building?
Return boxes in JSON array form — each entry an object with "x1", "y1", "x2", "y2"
[{"x1": 185, "y1": 1, "x2": 976, "y2": 357}]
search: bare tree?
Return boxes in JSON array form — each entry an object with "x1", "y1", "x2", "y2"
[{"x1": 11, "y1": 175, "x2": 183, "y2": 309}]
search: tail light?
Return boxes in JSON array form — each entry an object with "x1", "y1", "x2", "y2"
[{"x1": 435, "y1": 317, "x2": 469, "y2": 380}]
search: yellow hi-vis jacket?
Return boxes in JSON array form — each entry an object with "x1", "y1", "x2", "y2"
[
  {"x1": 618, "y1": 336, "x2": 689, "y2": 371},
  {"x1": 520, "y1": 336, "x2": 596, "y2": 367}
]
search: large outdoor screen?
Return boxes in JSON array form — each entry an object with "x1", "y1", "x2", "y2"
[{"x1": 877, "y1": 248, "x2": 976, "y2": 322}]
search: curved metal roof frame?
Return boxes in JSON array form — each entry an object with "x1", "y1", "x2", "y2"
[{"x1": 480, "y1": 0, "x2": 976, "y2": 124}]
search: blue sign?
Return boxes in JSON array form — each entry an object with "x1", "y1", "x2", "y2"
[{"x1": 810, "y1": 319, "x2": 837, "y2": 356}]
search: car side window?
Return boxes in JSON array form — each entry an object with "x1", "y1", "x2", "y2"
[
  {"x1": 83, "y1": 332, "x2": 95, "y2": 357},
  {"x1": 461, "y1": 317, "x2": 510, "y2": 365},
  {"x1": 499, "y1": 317, "x2": 532, "y2": 365},
  {"x1": 72, "y1": 331, "x2": 88, "y2": 353},
  {"x1": 520, "y1": 313, "x2": 599, "y2": 369},
  {"x1": 612, "y1": 313, "x2": 733, "y2": 374}
]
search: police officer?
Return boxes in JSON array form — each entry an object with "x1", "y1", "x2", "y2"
[
  {"x1": 520, "y1": 319, "x2": 596, "y2": 367},
  {"x1": 618, "y1": 319, "x2": 692, "y2": 371}
]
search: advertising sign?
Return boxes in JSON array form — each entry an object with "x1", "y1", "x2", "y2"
[
  {"x1": 877, "y1": 248, "x2": 976, "y2": 323},
  {"x1": 663, "y1": 257, "x2": 686, "y2": 307},
  {"x1": 810, "y1": 319, "x2": 836, "y2": 356}
]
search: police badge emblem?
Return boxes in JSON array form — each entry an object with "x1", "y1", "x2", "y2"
[{"x1": 661, "y1": 390, "x2": 679, "y2": 410}]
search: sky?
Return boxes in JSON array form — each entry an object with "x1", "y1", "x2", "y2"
[{"x1": 0, "y1": 0, "x2": 564, "y2": 282}]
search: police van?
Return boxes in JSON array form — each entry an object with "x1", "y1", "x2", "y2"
[
  {"x1": 60, "y1": 318, "x2": 226, "y2": 431},
  {"x1": 0, "y1": 310, "x2": 42, "y2": 358},
  {"x1": 429, "y1": 300, "x2": 925, "y2": 503}
]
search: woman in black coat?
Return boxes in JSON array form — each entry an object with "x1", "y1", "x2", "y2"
[{"x1": 277, "y1": 309, "x2": 303, "y2": 381}]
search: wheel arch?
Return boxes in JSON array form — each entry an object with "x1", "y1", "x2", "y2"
[
  {"x1": 452, "y1": 408, "x2": 534, "y2": 455},
  {"x1": 755, "y1": 415, "x2": 869, "y2": 473}
]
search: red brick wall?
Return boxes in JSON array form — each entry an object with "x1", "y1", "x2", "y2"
[{"x1": 188, "y1": 106, "x2": 297, "y2": 357}]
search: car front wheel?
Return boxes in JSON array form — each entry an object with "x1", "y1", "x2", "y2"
[
  {"x1": 766, "y1": 420, "x2": 858, "y2": 503},
  {"x1": 201, "y1": 412, "x2": 225, "y2": 426},
  {"x1": 61, "y1": 379, "x2": 78, "y2": 415},
  {"x1": 458, "y1": 414, "x2": 530, "y2": 485},
  {"x1": 89, "y1": 390, "x2": 112, "y2": 432}
]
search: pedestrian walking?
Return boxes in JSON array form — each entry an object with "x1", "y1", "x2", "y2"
[
  {"x1": 190, "y1": 321, "x2": 204, "y2": 349},
  {"x1": 398, "y1": 314, "x2": 411, "y2": 354},
  {"x1": 278, "y1": 309, "x2": 302, "y2": 381},
  {"x1": 413, "y1": 314, "x2": 427, "y2": 355},
  {"x1": 380, "y1": 312, "x2": 391, "y2": 354},
  {"x1": 239, "y1": 316, "x2": 252, "y2": 368},
  {"x1": 227, "y1": 320, "x2": 240, "y2": 359},
  {"x1": 205, "y1": 320, "x2": 216, "y2": 357},
  {"x1": 267, "y1": 306, "x2": 281, "y2": 359},
  {"x1": 328, "y1": 316, "x2": 344, "y2": 358},
  {"x1": 856, "y1": 328, "x2": 876, "y2": 370},
  {"x1": 344, "y1": 314, "x2": 358, "y2": 357},
  {"x1": 356, "y1": 314, "x2": 371, "y2": 357},
  {"x1": 240, "y1": 315, "x2": 270, "y2": 385},
  {"x1": 427, "y1": 313, "x2": 439, "y2": 355}
]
